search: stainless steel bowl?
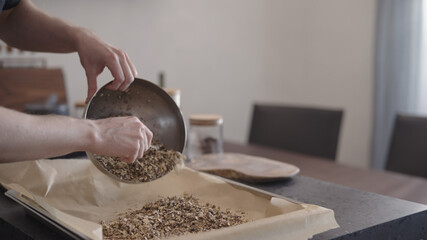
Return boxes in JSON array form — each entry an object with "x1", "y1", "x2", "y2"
[{"x1": 84, "y1": 78, "x2": 186, "y2": 183}]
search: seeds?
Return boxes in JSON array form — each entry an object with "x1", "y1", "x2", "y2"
[
  {"x1": 94, "y1": 141, "x2": 185, "y2": 183},
  {"x1": 101, "y1": 194, "x2": 248, "y2": 240}
]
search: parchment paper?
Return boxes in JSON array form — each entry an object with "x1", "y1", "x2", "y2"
[{"x1": 0, "y1": 159, "x2": 338, "y2": 240}]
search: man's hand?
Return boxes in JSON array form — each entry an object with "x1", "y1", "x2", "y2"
[
  {"x1": 75, "y1": 29, "x2": 138, "y2": 103},
  {"x1": 89, "y1": 116, "x2": 153, "y2": 163}
]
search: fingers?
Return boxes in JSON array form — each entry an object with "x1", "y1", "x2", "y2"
[
  {"x1": 137, "y1": 136, "x2": 144, "y2": 160},
  {"x1": 137, "y1": 123, "x2": 152, "y2": 159},
  {"x1": 129, "y1": 147, "x2": 139, "y2": 164},
  {"x1": 105, "y1": 54, "x2": 124, "y2": 90},
  {"x1": 121, "y1": 143, "x2": 139, "y2": 164},
  {"x1": 85, "y1": 72, "x2": 98, "y2": 104},
  {"x1": 137, "y1": 131, "x2": 148, "y2": 160},
  {"x1": 117, "y1": 51, "x2": 134, "y2": 91},
  {"x1": 121, "y1": 156, "x2": 136, "y2": 164},
  {"x1": 125, "y1": 118, "x2": 153, "y2": 163},
  {"x1": 126, "y1": 53, "x2": 138, "y2": 77},
  {"x1": 146, "y1": 128, "x2": 153, "y2": 147},
  {"x1": 105, "y1": 48, "x2": 135, "y2": 92}
]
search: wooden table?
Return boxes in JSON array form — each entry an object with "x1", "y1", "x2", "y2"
[{"x1": 225, "y1": 141, "x2": 427, "y2": 205}]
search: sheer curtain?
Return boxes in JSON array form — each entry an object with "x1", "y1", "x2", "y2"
[
  {"x1": 419, "y1": 2, "x2": 427, "y2": 110},
  {"x1": 372, "y1": 0, "x2": 422, "y2": 169}
]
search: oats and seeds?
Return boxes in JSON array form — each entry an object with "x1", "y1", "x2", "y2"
[
  {"x1": 101, "y1": 194, "x2": 247, "y2": 240},
  {"x1": 94, "y1": 141, "x2": 184, "y2": 183}
]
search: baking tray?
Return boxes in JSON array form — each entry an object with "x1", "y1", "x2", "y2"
[
  {"x1": 5, "y1": 189, "x2": 91, "y2": 240},
  {"x1": 0, "y1": 159, "x2": 338, "y2": 240},
  {"x1": 5, "y1": 174, "x2": 301, "y2": 240}
]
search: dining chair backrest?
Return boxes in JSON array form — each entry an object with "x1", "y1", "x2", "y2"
[
  {"x1": 386, "y1": 114, "x2": 427, "y2": 178},
  {"x1": 248, "y1": 104, "x2": 343, "y2": 160}
]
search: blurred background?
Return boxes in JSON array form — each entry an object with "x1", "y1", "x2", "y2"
[{"x1": 0, "y1": 0, "x2": 425, "y2": 172}]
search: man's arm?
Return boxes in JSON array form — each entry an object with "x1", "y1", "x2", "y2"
[
  {"x1": 0, "y1": 0, "x2": 137, "y2": 102},
  {"x1": 0, "y1": 107, "x2": 153, "y2": 163},
  {"x1": 0, "y1": 0, "x2": 77, "y2": 53}
]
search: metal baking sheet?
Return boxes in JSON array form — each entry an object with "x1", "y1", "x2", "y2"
[
  {"x1": 5, "y1": 175, "x2": 300, "y2": 239},
  {"x1": 5, "y1": 190, "x2": 90, "y2": 240}
]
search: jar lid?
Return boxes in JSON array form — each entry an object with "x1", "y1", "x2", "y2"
[
  {"x1": 163, "y1": 88, "x2": 181, "y2": 96},
  {"x1": 189, "y1": 114, "x2": 223, "y2": 126}
]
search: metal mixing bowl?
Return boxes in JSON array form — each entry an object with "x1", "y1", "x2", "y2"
[{"x1": 84, "y1": 78, "x2": 186, "y2": 183}]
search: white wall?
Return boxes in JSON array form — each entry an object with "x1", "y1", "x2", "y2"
[{"x1": 23, "y1": 0, "x2": 376, "y2": 168}]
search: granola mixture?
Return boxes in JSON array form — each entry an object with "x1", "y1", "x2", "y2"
[
  {"x1": 94, "y1": 142, "x2": 184, "y2": 183},
  {"x1": 101, "y1": 194, "x2": 247, "y2": 240}
]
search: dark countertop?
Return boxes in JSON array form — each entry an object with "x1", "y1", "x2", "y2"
[
  {"x1": 249, "y1": 175, "x2": 427, "y2": 239},
  {"x1": 1, "y1": 173, "x2": 426, "y2": 239},
  {"x1": 0, "y1": 189, "x2": 60, "y2": 240}
]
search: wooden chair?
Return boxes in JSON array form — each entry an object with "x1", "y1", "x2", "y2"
[
  {"x1": 248, "y1": 104, "x2": 343, "y2": 160},
  {"x1": 386, "y1": 114, "x2": 427, "y2": 178},
  {"x1": 0, "y1": 68, "x2": 67, "y2": 112},
  {"x1": 0, "y1": 68, "x2": 86, "y2": 159}
]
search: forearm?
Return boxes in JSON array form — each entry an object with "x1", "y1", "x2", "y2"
[
  {"x1": 0, "y1": 107, "x2": 95, "y2": 162},
  {"x1": 0, "y1": 107, "x2": 152, "y2": 163},
  {"x1": 0, "y1": 0, "x2": 83, "y2": 53}
]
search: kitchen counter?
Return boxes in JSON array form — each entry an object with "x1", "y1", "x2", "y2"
[{"x1": 251, "y1": 175, "x2": 427, "y2": 239}]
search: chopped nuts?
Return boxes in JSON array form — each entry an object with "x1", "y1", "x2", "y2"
[
  {"x1": 101, "y1": 194, "x2": 248, "y2": 240},
  {"x1": 94, "y1": 141, "x2": 185, "y2": 183}
]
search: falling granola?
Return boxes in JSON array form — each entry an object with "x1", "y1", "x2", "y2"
[
  {"x1": 94, "y1": 141, "x2": 185, "y2": 183},
  {"x1": 101, "y1": 194, "x2": 248, "y2": 240}
]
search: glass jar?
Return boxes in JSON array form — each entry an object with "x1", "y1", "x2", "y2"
[
  {"x1": 163, "y1": 88, "x2": 181, "y2": 108},
  {"x1": 186, "y1": 114, "x2": 224, "y2": 163}
]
